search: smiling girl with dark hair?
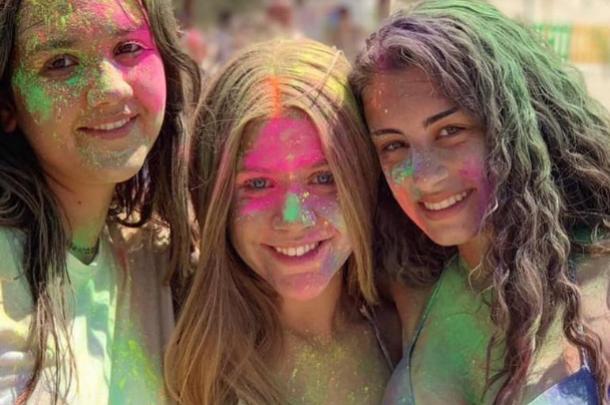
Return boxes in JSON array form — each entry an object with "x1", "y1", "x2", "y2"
[
  {"x1": 350, "y1": 0, "x2": 610, "y2": 403},
  {"x1": 0, "y1": 0, "x2": 200, "y2": 403}
]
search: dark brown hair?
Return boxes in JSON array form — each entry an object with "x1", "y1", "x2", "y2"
[
  {"x1": 350, "y1": 0, "x2": 610, "y2": 403},
  {"x1": 0, "y1": 0, "x2": 201, "y2": 402}
]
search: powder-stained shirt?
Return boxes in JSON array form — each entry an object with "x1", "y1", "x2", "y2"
[{"x1": 0, "y1": 222, "x2": 175, "y2": 404}]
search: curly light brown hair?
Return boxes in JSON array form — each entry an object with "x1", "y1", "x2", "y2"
[{"x1": 350, "y1": 0, "x2": 610, "y2": 403}]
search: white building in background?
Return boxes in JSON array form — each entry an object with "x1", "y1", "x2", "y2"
[
  {"x1": 390, "y1": 0, "x2": 610, "y2": 108},
  {"x1": 489, "y1": 0, "x2": 610, "y2": 108}
]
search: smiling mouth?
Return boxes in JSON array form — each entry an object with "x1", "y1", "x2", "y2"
[
  {"x1": 273, "y1": 242, "x2": 321, "y2": 257},
  {"x1": 79, "y1": 116, "x2": 137, "y2": 140},
  {"x1": 420, "y1": 189, "x2": 472, "y2": 211}
]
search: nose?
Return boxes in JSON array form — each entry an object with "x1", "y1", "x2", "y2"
[
  {"x1": 272, "y1": 191, "x2": 316, "y2": 231},
  {"x1": 410, "y1": 148, "x2": 449, "y2": 193},
  {"x1": 86, "y1": 60, "x2": 133, "y2": 108}
]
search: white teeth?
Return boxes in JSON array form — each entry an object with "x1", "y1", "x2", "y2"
[
  {"x1": 423, "y1": 191, "x2": 469, "y2": 211},
  {"x1": 90, "y1": 118, "x2": 130, "y2": 131},
  {"x1": 274, "y1": 242, "x2": 319, "y2": 257}
]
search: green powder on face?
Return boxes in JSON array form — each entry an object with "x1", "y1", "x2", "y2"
[
  {"x1": 65, "y1": 65, "x2": 90, "y2": 89},
  {"x1": 12, "y1": 68, "x2": 53, "y2": 122},
  {"x1": 391, "y1": 158, "x2": 414, "y2": 184},
  {"x1": 283, "y1": 193, "x2": 302, "y2": 223}
]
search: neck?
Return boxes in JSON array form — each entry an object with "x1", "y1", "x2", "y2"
[
  {"x1": 279, "y1": 269, "x2": 344, "y2": 338},
  {"x1": 48, "y1": 177, "x2": 115, "y2": 260},
  {"x1": 458, "y1": 233, "x2": 487, "y2": 270}
]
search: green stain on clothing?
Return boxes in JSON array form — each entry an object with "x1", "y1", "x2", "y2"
[
  {"x1": 391, "y1": 159, "x2": 414, "y2": 183},
  {"x1": 12, "y1": 68, "x2": 53, "y2": 122},
  {"x1": 283, "y1": 193, "x2": 301, "y2": 223}
]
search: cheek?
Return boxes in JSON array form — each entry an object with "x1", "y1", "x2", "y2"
[
  {"x1": 382, "y1": 158, "x2": 420, "y2": 206},
  {"x1": 230, "y1": 207, "x2": 263, "y2": 258},
  {"x1": 383, "y1": 170, "x2": 424, "y2": 223},
  {"x1": 12, "y1": 68, "x2": 76, "y2": 128},
  {"x1": 306, "y1": 193, "x2": 346, "y2": 233},
  {"x1": 387, "y1": 156, "x2": 414, "y2": 185},
  {"x1": 457, "y1": 157, "x2": 492, "y2": 209},
  {"x1": 235, "y1": 191, "x2": 282, "y2": 218},
  {"x1": 128, "y1": 55, "x2": 167, "y2": 115},
  {"x1": 306, "y1": 193, "x2": 352, "y2": 273}
]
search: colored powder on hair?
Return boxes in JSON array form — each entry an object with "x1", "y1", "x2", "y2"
[
  {"x1": 12, "y1": 68, "x2": 53, "y2": 122},
  {"x1": 283, "y1": 193, "x2": 302, "y2": 223},
  {"x1": 268, "y1": 76, "x2": 283, "y2": 117}
]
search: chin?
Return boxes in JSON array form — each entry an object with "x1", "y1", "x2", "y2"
[
  {"x1": 276, "y1": 275, "x2": 330, "y2": 302},
  {"x1": 98, "y1": 166, "x2": 145, "y2": 184},
  {"x1": 427, "y1": 228, "x2": 476, "y2": 247},
  {"x1": 280, "y1": 288, "x2": 326, "y2": 302}
]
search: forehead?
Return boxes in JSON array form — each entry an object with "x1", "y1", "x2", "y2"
[
  {"x1": 367, "y1": 67, "x2": 443, "y2": 102},
  {"x1": 16, "y1": 0, "x2": 146, "y2": 47},
  {"x1": 364, "y1": 67, "x2": 459, "y2": 122},
  {"x1": 241, "y1": 113, "x2": 327, "y2": 171}
]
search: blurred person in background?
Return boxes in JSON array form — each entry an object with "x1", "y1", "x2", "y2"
[{"x1": 324, "y1": 5, "x2": 366, "y2": 61}]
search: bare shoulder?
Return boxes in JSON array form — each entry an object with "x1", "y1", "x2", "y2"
[
  {"x1": 389, "y1": 281, "x2": 435, "y2": 349},
  {"x1": 374, "y1": 298, "x2": 403, "y2": 365}
]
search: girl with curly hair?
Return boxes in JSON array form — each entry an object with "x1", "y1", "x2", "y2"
[{"x1": 350, "y1": 0, "x2": 610, "y2": 403}]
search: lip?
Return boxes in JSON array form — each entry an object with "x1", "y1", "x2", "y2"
[
  {"x1": 78, "y1": 115, "x2": 138, "y2": 140},
  {"x1": 265, "y1": 238, "x2": 331, "y2": 266},
  {"x1": 417, "y1": 188, "x2": 474, "y2": 220}
]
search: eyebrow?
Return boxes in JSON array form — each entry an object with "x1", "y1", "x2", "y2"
[
  {"x1": 371, "y1": 106, "x2": 460, "y2": 137},
  {"x1": 241, "y1": 159, "x2": 330, "y2": 173},
  {"x1": 28, "y1": 26, "x2": 146, "y2": 55},
  {"x1": 423, "y1": 106, "x2": 459, "y2": 128}
]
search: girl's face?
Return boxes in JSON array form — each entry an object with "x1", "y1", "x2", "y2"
[
  {"x1": 230, "y1": 111, "x2": 352, "y2": 301},
  {"x1": 10, "y1": 0, "x2": 166, "y2": 186},
  {"x1": 363, "y1": 67, "x2": 491, "y2": 250}
]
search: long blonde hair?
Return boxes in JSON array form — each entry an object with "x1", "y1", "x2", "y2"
[{"x1": 165, "y1": 39, "x2": 379, "y2": 405}]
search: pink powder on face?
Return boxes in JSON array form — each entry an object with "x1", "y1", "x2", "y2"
[
  {"x1": 458, "y1": 160, "x2": 493, "y2": 218},
  {"x1": 236, "y1": 117, "x2": 328, "y2": 218},
  {"x1": 125, "y1": 53, "x2": 167, "y2": 115},
  {"x1": 244, "y1": 117, "x2": 326, "y2": 173},
  {"x1": 457, "y1": 159, "x2": 485, "y2": 181},
  {"x1": 237, "y1": 184, "x2": 334, "y2": 220},
  {"x1": 109, "y1": 2, "x2": 167, "y2": 115},
  {"x1": 230, "y1": 114, "x2": 354, "y2": 302}
]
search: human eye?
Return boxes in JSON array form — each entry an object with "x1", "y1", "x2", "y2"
[
  {"x1": 381, "y1": 140, "x2": 408, "y2": 152},
  {"x1": 114, "y1": 41, "x2": 145, "y2": 56},
  {"x1": 438, "y1": 126, "x2": 463, "y2": 138},
  {"x1": 311, "y1": 171, "x2": 334, "y2": 185},
  {"x1": 244, "y1": 178, "x2": 273, "y2": 191},
  {"x1": 43, "y1": 55, "x2": 78, "y2": 74}
]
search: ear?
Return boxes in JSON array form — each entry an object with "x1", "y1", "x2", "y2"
[{"x1": 0, "y1": 99, "x2": 17, "y2": 133}]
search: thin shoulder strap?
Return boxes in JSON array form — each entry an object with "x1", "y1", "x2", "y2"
[
  {"x1": 359, "y1": 304, "x2": 394, "y2": 370},
  {"x1": 406, "y1": 270, "x2": 442, "y2": 357}
]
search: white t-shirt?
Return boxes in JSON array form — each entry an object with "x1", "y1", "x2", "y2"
[{"x1": 0, "y1": 223, "x2": 175, "y2": 404}]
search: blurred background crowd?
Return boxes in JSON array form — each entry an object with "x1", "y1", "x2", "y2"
[{"x1": 174, "y1": 0, "x2": 610, "y2": 108}]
